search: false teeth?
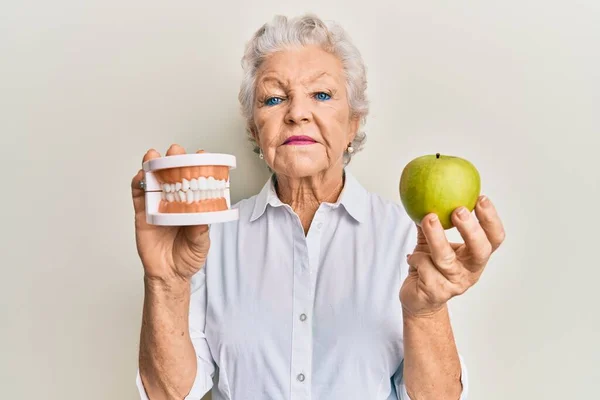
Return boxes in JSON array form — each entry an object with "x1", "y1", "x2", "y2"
[
  {"x1": 158, "y1": 176, "x2": 229, "y2": 203},
  {"x1": 198, "y1": 177, "x2": 207, "y2": 190}
]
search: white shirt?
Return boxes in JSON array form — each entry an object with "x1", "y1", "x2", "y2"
[{"x1": 136, "y1": 170, "x2": 469, "y2": 399}]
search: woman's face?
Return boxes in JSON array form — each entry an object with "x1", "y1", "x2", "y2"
[{"x1": 252, "y1": 45, "x2": 359, "y2": 178}]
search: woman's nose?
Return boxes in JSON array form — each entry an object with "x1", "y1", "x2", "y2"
[{"x1": 285, "y1": 96, "x2": 312, "y2": 125}]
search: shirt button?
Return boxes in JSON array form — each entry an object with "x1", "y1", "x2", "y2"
[
  {"x1": 299, "y1": 313, "x2": 307, "y2": 321},
  {"x1": 297, "y1": 373, "x2": 305, "y2": 382},
  {"x1": 316, "y1": 222, "x2": 323, "y2": 229}
]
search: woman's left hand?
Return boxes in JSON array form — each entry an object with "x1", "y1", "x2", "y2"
[{"x1": 400, "y1": 195, "x2": 506, "y2": 317}]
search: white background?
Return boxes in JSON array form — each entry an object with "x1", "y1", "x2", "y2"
[{"x1": 1, "y1": 1, "x2": 599, "y2": 399}]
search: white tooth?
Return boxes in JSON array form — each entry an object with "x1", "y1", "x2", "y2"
[
  {"x1": 207, "y1": 176, "x2": 215, "y2": 189},
  {"x1": 175, "y1": 182, "x2": 182, "y2": 192},
  {"x1": 214, "y1": 190, "x2": 219, "y2": 199},
  {"x1": 169, "y1": 183, "x2": 176, "y2": 193},
  {"x1": 186, "y1": 190, "x2": 194, "y2": 204},
  {"x1": 220, "y1": 189, "x2": 225, "y2": 198},
  {"x1": 166, "y1": 193, "x2": 175, "y2": 202},
  {"x1": 198, "y1": 177, "x2": 207, "y2": 190},
  {"x1": 161, "y1": 191, "x2": 166, "y2": 201},
  {"x1": 194, "y1": 190, "x2": 200, "y2": 202},
  {"x1": 162, "y1": 183, "x2": 170, "y2": 193},
  {"x1": 182, "y1": 178, "x2": 190, "y2": 192},
  {"x1": 200, "y1": 191, "x2": 207, "y2": 200},
  {"x1": 190, "y1": 178, "x2": 198, "y2": 191},
  {"x1": 178, "y1": 190, "x2": 186, "y2": 202}
]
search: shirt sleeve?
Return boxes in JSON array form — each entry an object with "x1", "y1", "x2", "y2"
[
  {"x1": 136, "y1": 267, "x2": 215, "y2": 399},
  {"x1": 393, "y1": 353, "x2": 470, "y2": 400}
]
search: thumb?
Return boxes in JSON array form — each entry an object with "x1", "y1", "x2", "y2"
[{"x1": 183, "y1": 224, "x2": 210, "y2": 250}]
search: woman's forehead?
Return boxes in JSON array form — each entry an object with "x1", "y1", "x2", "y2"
[{"x1": 257, "y1": 47, "x2": 344, "y2": 86}]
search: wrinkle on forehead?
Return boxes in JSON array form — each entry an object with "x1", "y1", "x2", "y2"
[{"x1": 256, "y1": 46, "x2": 345, "y2": 89}]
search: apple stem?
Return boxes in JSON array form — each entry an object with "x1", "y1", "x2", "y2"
[{"x1": 436, "y1": 153, "x2": 440, "y2": 159}]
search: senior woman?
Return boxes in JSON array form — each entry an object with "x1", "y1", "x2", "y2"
[{"x1": 132, "y1": 14, "x2": 505, "y2": 400}]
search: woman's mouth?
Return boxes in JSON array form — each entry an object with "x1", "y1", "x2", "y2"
[{"x1": 283, "y1": 135, "x2": 317, "y2": 145}]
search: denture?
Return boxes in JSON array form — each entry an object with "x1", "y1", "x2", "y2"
[
  {"x1": 142, "y1": 152, "x2": 239, "y2": 226},
  {"x1": 154, "y1": 167, "x2": 229, "y2": 213}
]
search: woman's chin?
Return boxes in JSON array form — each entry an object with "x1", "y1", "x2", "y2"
[{"x1": 273, "y1": 158, "x2": 329, "y2": 178}]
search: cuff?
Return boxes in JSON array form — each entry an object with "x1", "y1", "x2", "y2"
[
  {"x1": 135, "y1": 368, "x2": 212, "y2": 400},
  {"x1": 396, "y1": 353, "x2": 470, "y2": 400}
]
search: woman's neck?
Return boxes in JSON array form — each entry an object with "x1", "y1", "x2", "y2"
[{"x1": 275, "y1": 166, "x2": 345, "y2": 234}]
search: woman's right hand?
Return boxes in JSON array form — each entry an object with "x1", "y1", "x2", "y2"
[{"x1": 131, "y1": 144, "x2": 211, "y2": 283}]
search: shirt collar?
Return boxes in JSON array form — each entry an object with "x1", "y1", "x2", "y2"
[{"x1": 249, "y1": 169, "x2": 368, "y2": 223}]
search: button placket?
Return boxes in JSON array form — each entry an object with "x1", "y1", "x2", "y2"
[{"x1": 290, "y1": 214, "x2": 312, "y2": 399}]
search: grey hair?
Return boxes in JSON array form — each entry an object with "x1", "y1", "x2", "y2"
[{"x1": 238, "y1": 14, "x2": 369, "y2": 165}]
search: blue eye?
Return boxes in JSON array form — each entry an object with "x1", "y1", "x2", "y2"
[
  {"x1": 314, "y1": 92, "x2": 331, "y2": 101},
  {"x1": 265, "y1": 97, "x2": 283, "y2": 106}
]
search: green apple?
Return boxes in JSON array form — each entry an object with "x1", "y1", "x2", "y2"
[{"x1": 399, "y1": 153, "x2": 481, "y2": 230}]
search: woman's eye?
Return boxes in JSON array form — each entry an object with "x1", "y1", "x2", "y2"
[
  {"x1": 264, "y1": 97, "x2": 283, "y2": 106},
  {"x1": 314, "y1": 92, "x2": 331, "y2": 101}
]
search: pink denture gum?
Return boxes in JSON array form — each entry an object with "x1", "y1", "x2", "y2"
[{"x1": 142, "y1": 153, "x2": 239, "y2": 226}]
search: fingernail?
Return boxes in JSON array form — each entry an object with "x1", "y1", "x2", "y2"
[
  {"x1": 479, "y1": 195, "x2": 489, "y2": 207},
  {"x1": 429, "y1": 214, "x2": 438, "y2": 227},
  {"x1": 457, "y1": 207, "x2": 469, "y2": 221}
]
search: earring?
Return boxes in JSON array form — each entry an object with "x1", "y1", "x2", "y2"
[
  {"x1": 259, "y1": 149, "x2": 264, "y2": 159},
  {"x1": 347, "y1": 142, "x2": 354, "y2": 154}
]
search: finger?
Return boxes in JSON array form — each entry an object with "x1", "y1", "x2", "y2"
[
  {"x1": 166, "y1": 143, "x2": 187, "y2": 156},
  {"x1": 133, "y1": 149, "x2": 161, "y2": 212},
  {"x1": 131, "y1": 169, "x2": 146, "y2": 213},
  {"x1": 196, "y1": 148, "x2": 205, "y2": 154},
  {"x1": 451, "y1": 205, "x2": 492, "y2": 270},
  {"x1": 415, "y1": 225, "x2": 462, "y2": 252},
  {"x1": 474, "y1": 195, "x2": 506, "y2": 252},
  {"x1": 143, "y1": 148, "x2": 161, "y2": 164},
  {"x1": 408, "y1": 253, "x2": 456, "y2": 305},
  {"x1": 185, "y1": 224, "x2": 210, "y2": 242},
  {"x1": 420, "y1": 213, "x2": 458, "y2": 272}
]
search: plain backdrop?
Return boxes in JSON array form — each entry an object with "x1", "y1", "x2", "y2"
[{"x1": 1, "y1": 1, "x2": 599, "y2": 399}]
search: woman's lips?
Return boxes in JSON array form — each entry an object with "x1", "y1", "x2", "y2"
[{"x1": 283, "y1": 135, "x2": 316, "y2": 145}]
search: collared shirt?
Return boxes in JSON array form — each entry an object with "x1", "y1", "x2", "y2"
[{"x1": 136, "y1": 170, "x2": 469, "y2": 399}]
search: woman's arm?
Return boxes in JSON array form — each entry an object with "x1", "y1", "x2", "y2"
[
  {"x1": 402, "y1": 305, "x2": 462, "y2": 399},
  {"x1": 138, "y1": 278, "x2": 198, "y2": 399},
  {"x1": 399, "y1": 196, "x2": 505, "y2": 399}
]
